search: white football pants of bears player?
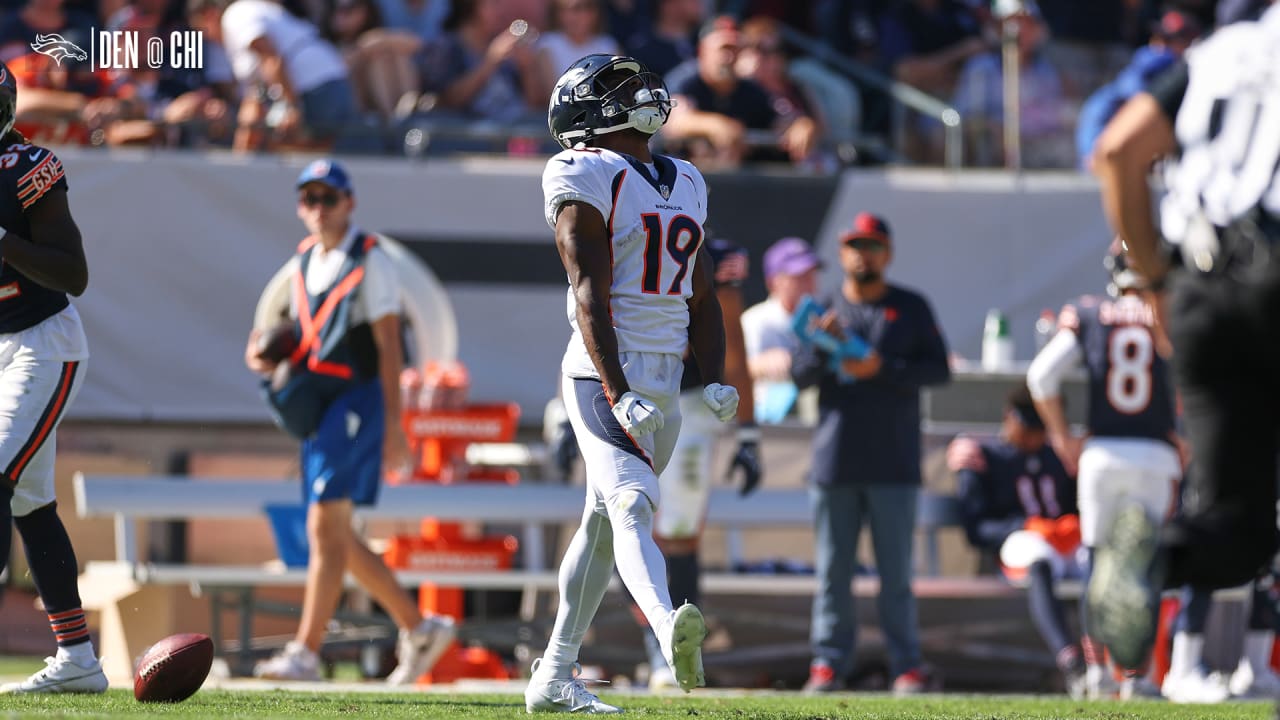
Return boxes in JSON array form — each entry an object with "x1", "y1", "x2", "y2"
[
  {"x1": 542, "y1": 352, "x2": 683, "y2": 680},
  {"x1": 1078, "y1": 437, "x2": 1180, "y2": 547},
  {"x1": 654, "y1": 389, "x2": 721, "y2": 541},
  {"x1": 999, "y1": 531, "x2": 1085, "y2": 585},
  {"x1": 0, "y1": 306, "x2": 89, "y2": 517}
]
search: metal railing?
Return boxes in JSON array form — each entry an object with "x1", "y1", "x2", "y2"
[{"x1": 778, "y1": 25, "x2": 964, "y2": 169}]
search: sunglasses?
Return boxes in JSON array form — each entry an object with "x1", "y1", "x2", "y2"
[
  {"x1": 844, "y1": 238, "x2": 886, "y2": 251},
  {"x1": 300, "y1": 191, "x2": 342, "y2": 208}
]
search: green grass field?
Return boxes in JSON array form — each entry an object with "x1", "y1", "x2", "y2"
[
  {"x1": 0, "y1": 690, "x2": 1272, "y2": 720},
  {"x1": 0, "y1": 657, "x2": 1272, "y2": 719}
]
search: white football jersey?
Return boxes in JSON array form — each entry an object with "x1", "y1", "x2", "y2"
[
  {"x1": 543, "y1": 146, "x2": 709, "y2": 379},
  {"x1": 1160, "y1": 4, "x2": 1280, "y2": 245}
]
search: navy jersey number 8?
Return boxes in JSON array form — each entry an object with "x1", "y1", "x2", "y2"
[{"x1": 1106, "y1": 326, "x2": 1154, "y2": 414}]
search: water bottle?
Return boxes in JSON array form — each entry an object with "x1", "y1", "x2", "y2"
[
  {"x1": 982, "y1": 309, "x2": 1016, "y2": 372},
  {"x1": 1034, "y1": 309, "x2": 1056, "y2": 353}
]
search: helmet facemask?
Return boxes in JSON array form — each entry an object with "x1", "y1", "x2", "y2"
[{"x1": 595, "y1": 68, "x2": 671, "y2": 137}]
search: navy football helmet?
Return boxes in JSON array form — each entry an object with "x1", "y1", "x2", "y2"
[
  {"x1": 547, "y1": 54, "x2": 671, "y2": 149},
  {"x1": 0, "y1": 61, "x2": 15, "y2": 140}
]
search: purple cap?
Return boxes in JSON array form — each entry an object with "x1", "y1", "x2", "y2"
[{"x1": 763, "y1": 237, "x2": 820, "y2": 281}]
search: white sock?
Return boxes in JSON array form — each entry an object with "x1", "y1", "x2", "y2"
[
  {"x1": 539, "y1": 508, "x2": 615, "y2": 680},
  {"x1": 1169, "y1": 632, "x2": 1204, "y2": 678},
  {"x1": 56, "y1": 641, "x2": 96, "y2": 666},
  {"x1": 604, "y1": 490, "x2": 673, "y2": 634},
  {"x1": 1244, "y1": 631, "x2": 1274, "y2": 675}
]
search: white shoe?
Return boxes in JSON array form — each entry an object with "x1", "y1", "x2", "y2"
[
  {"x1": 524, "y1": 659, "x2": 622, "y2": 714},
  {"x1": 1229, "y1": 658, "x2": 1280, "y2": 698},
  {"x1": 1085, "y1": 665, "x2": 1119, "y2": 700},
  {"x1": 1163, "y1": 667, "x2": 1231, "y2": 704},
  {"x1": 661, "y1": 603, "x2": 707, "y2": 693},
  {"x1": 386, "y1": 615, "x2": 456, "y2": 686},
  {"x1": 253, "y1": 641, "x2": 321, "y2": 681},
  {"x1": 0, "y1": 656, "x2": 108, "y2": 694},
  {"x1": 647, "y1": 664, "x2": 676, "y2": 692}
]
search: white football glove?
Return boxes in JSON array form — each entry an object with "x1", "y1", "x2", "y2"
[
  {"x1": 703, "y1": 383, "x2": 739, "y2": 422},
  {"x1": 611, "y1": 391, "x2": 664, "y2": 437}
]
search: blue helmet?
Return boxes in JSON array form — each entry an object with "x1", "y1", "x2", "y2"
[{"x1": 547, "y1": 54, "x2": 671, "y2": 150}]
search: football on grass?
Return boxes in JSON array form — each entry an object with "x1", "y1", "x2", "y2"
[{"x1": 134, "y1": 633, "x2": 214, "y2": 703}]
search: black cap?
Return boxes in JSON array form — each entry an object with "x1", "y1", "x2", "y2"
[{"x1": 1007, "y1": 384, "x2": 1046, "y2": 430}]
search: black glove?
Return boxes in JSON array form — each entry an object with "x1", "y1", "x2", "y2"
[
  {"x1": 551, "y1": 418, "x2": 578, "y2": 481},
  {"x1": 727, "y1": 426, "x2": 762, "y2": 496}
]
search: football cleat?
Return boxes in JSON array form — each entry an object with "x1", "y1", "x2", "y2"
[
  {"x1": 662, "y1": 603, "x2": 707, "y2": 692},
  {"x1": 525, "y1": 660, "x2": 622, "y2": 714},
  {"x1": 1088, "y1": 502, "x2": 1164, "y2": 670}
]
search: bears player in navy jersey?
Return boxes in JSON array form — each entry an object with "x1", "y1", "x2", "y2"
[
  {"x1": 642, "y1": 235, "x2": 760, "y2": 689},
  {"x1": 0, "y1": 62, "x2": 105, "y2": 694},
  {"x1": 951, "y1": 386, "x2": 1085, "y2": 697},
  {"x1": 526, "y1": 54, "x2": 736, "y2": 713},
  {"x1": 1028, "y1": 242, "x2": 1180, "y2": 698}
]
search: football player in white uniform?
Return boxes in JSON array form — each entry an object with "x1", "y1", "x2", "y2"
[{"x1": 524, "y1": 54, "x2": 737, "y2": 714}]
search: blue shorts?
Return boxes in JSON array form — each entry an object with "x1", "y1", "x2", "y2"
[{"x1": 301, "y1": 379, "x2": 384, "y2": 507}]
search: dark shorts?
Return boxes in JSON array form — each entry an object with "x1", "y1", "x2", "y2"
[
  {"x1": 300, "y1": 77, "x2": 359, "y2": 141},
  {"x1": 300, "y1": 379, "x2": 384, "y2": 507}
]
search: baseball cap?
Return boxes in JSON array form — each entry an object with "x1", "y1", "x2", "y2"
[
  {"x1": 840, "y1": 212, "x2": 891, "y2": 245},
  {"x1": 699, "y1": 15, "x2": 739, "y2": 43},
  {"x1": 296, "y1": 159, "x2": 353, "y2": 194},
  {"x1": 1153, "y1": 9, "x2": 1202, "y2": 41},
  {"x1": 763, "y1": 237, "x2": 820, "y2": 280}
]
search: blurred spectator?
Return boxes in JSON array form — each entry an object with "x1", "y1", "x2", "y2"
[
  {"x1": 952, "y1": 1, "x2": 1072, "y2": 168},
  {"x1": 734, "y1": 16, "x2": 827, "y2": 164},
  {"x1": 601, "y1": 0, "x2": 651, "y2": 49},
  {"x1": 189, "y1": 0, "x2": 359, "y2": 152},
  {"x1": 107, "y1": 0, "x2": 184, "y2": 30},
  {"x1": 416, "y1": 0, "x2": 543, "y2": 124},
  {"x1": 324, "y1": 0, "x2": 425, "y2": 121},
  {"x1": 742, "y1": 236, "x2": 819, "y2": 423},
  {"x1": 723, "y1": 0, "x2": 819, "y2": 34},
  {"x1": 1036, "y1": 0, "x2": 1135, "y2": 99},
  {"x1": 373, "y1": 0, "x2": 450, "y2": 42},
  {"x1": 793, "y1": 212, "x2": 950, "y2": 694},
  {"x1": 537, "y1": 0, "x2": 620, "y2": 97},
  {"x1": 1075, "y1": 9, "x2": 1200, "y2": 171},
  {"x1": 1214, "y1": 0, "x2": 1270, "y2": 24},
  {"x1": 81, "y1": 3, "x2": 236, "y2": 146},
  {"x1": 817, "y1": 0, "x2": 886, "y2": 67},
  {"x1": 8, "y1": 32, "x2": 110, "y2": 145},
  {"x1": 877, "y1": 0, "x2": 986, "y2": 100},
  {"x1": 666, "y1": 16, "x2": 813, "y2": 168},
  {"x1": 952, "y1": 386, "x2": 1085, "y2": 696},
  {"x1": 625, "y1": 0, "x2": 701, "y2": 80},
  {"x1": 0, "y1": 0, "x2": 96, "y2": 63}
]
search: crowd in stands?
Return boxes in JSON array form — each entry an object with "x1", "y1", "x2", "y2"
[{"x1": 0, "y1": 0, "x2": 1270, "y2": 167}]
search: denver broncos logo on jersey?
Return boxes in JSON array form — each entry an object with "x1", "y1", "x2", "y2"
[{"x1": 29, "y1": 34, "x2": 88, "y2": 66}]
